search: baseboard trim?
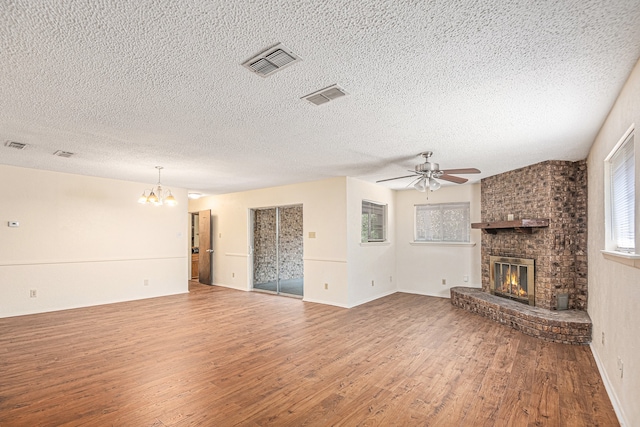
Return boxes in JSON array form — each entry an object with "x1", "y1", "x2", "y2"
[
  {"x1": 212, "y1": 282, "x2": 249, "y2": 291},
  {"x1": 396, "y1": 288, "x2": 451, "y2": 299},
  {"x1": 590, "y1": 343, "x2": 628, "y2": 426},
  {"x1": 302, "y1": 297, "x2": 349, "y2": 308},
  {"x1": 348, "y1": 289, "x2": 397, "y2": 308},
  {"x1": 1, "y1": 290, "x2": 190, "y2": 319}
]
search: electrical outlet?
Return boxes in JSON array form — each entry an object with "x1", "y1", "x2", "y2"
[
  {"x1": 371, "y1": 280, "x2": 375, "y2": 286},
  {"x1": 232, "y1": 272, "x2": 235, "y2": 278},
  {"x1": 144, "y1": 279, "x2": 149, "y2": 286},
  {"x1": 324, "y1": 283, "x2": 328, "y2": 290},
  {"x1": 29, "y1": 289, "x2": 37, "y2": 298},
  {"x1": 390, "y1": 276, "x2": 393, "y2": 282},
  {"x1": 602, "y1": 332, "x2": 605, "y2": 346},
  {"x1": 463, "y1": 275, "x2": 469, "y2": 282},
  {"x1": 442, "y1": 279, "x2": 447, "y2": 285}
]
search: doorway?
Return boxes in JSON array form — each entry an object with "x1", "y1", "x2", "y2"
[
  {"x1": 189, "y1": 210, "x2": 213, "y2": 285},
  {"x1": 190, "y1": 213, "x2": 199, "y2": 279},
  {"x1": 251, "y1": 205, "x2": 303, "y2": 297}
]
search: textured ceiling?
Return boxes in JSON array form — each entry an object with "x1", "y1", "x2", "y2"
[{"x1": 1, "y1": 0, "x2": 640, "y2": 195}]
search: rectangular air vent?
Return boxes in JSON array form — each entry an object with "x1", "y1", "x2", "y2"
[
  {"x1": 53, "y1": 150, "x2": 75, "y2": 158},
  {"x1": 242, "y1": 43, "x2": 301, "y2": 77},
  {"x1": 4, "y1": 141, "x2": 27, "y2": 150},
  {"x1": 301, "y1": 84, "x2": 348, "y2": 106}
]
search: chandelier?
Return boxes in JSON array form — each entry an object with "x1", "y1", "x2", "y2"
[{"x1": 138, "y1": 166, "x2": 177, "y2": 206}]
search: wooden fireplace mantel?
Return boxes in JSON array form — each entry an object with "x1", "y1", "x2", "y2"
[{"x1": 471, "y1": 218, "x2": 549, "y2": 234}]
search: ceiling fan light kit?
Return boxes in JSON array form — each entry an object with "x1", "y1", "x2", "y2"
[
  {"x1": 429, "y1": 177, "x2": 441, "y2": 191},
  {"x1": 138, "y1": 166, "x2": 177, "y2": 206},
  {"x1": 377, "y1": 151, "x2": 480, "y2": 192}
]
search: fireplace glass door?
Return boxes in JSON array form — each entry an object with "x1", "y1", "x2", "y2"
[{"x1": 489, "y1": 256, "x2": 535, "y2": 305}]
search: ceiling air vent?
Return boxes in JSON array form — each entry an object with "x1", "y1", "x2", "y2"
[
  {"x1": 242, "y1": 43, "x2": 301, "y2": 77},
  {"x1": 53, "y1": 150, "x2": 75, "y2": 158},
  {"x1": 4, "y1": 141, "x2": 27, "y2": 150},
  {"x1": 301, "y1": 84, "x2": 348, "y2": 106}
]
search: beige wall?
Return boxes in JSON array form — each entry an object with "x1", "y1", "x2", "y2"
[
  {"x1": 587, "y1": 58, "x2": 640, "y2": 426},
  {"x1": 189, "y1": 177, "x2": 481, "y2": 308},
  {"x1": 0, "y1": 165, "x2": 189, "y2": 317},
  {"x1": 189, "y1": 177, "x2": 482, "y2": 309},
  {"x1": 189, "y1": 177, "x2": 350, "y2": 307},
  {"x1": 189, "y1": 177, "x2": 397, "y2": 308},
  {"x1": 395, "y1": 184, "x2": 482, "y2": 297},
  {"x1": 346, "y1": 177, "x2": 396, "y2": 307}
]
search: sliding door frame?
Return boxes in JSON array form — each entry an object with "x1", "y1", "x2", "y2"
[{"x1": 249, "y1": 204, "x2": 303, "y2": 298}]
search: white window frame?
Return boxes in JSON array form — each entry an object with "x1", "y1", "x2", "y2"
[
  {"x1": 414, "y1": 202, "x2": 471, "y2": 243},
  {"x1": 602, "y1": 124, "x2": 640, "y2": 268},
  {"x1": 361, "y1": 200, "x2": 387, "y2": 243}
]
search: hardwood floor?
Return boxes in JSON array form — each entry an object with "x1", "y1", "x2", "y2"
[{"x1": 0, "y1": 282, "x2": 618, "y2": 426}]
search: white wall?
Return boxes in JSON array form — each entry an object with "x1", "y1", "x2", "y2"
[
  {"x1": 346, "y1": 177, "x2": 396, "y2": 307},
  {"x1": 0, "y1": 165, "x2": 189, "y2": 318},
  {"x1": 587, "y1": 58, "x2": 640, "y2": 426},
  {"x1": 189, "y1": 177, "x2": 350, "y2": 307},
  {"x1": 395, "y1": 184, "x2": 482, "y2": 298}
]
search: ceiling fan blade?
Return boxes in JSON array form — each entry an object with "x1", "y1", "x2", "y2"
[
  {"x1": 440, "y1": 168, "x2": 481, "y2": 174},
  {"x1": 439, "y1": 174, "x2": 468, "y2": 184},
  {"x1": 376, "y1": 174, "x2": 418, "y2": 183}
]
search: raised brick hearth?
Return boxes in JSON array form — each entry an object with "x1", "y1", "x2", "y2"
[
  {"x1": 451, "y1": 287, "x2": 592, "y2": 344},
  {"x1": 451, "y1": 160, "x2": 590, "y2": 343}
]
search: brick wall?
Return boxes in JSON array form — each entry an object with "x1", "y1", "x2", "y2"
[{"x1": 480, "y1": 160, "x2": 588, "y2": 310}]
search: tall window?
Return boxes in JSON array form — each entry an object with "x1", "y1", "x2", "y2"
[
  {"x1": 415, "y1": 202, "x2": 470, "y2": 242},
  {"x1": 362, "y1": 201, "x2": 387, "y2": 242},
  {"x1": 609, "y1": 131, "x2": 635, "y2": 252}
]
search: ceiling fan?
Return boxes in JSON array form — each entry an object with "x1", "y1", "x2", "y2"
[{"x1": 376, "y1": 151, "x2": 480, "y2": 192}]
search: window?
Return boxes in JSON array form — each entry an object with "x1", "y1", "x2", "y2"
[
  {"x1": 362, "y1": 201, "x2": 387, "y2": 242},
  {"x1": 415, "y1": 202, "x2": 470, "y2": 242},
  {"x1": 608, "y1": 131, "x2": 635, "y2": 253}
]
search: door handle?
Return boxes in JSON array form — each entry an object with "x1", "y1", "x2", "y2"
[{"x1": 206, "y1": 249, "x2": 214, "y2": 253}]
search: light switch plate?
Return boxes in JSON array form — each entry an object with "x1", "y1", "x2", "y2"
[{"x1": 8, "y1": 221, "x2": 19, "y2": 227}]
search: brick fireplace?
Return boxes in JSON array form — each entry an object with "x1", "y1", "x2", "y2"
[
  {"x1": 450, "y1": 160, "x2": 591, "y2": 344},
  {"x1": 479, "y1": 160, "x2": 588, "y2": 311}
]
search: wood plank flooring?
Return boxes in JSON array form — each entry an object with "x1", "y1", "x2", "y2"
[{"x1": 0, "y1": 282, "x2": 618, "y2": 426}]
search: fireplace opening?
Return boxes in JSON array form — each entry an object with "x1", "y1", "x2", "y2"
[{"x1": 489, "y1": 256, "x2": 535, "y2": 306}]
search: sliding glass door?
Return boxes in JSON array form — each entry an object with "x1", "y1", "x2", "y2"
[{"x1": 251, "y1": 205, "x2": 303, "y2": 297}]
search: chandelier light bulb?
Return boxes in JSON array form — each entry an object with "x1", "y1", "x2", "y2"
[
  {"x1": 164, "y1": 191, "x2": 177, "y2": 206},
  {"x1": 147, "y1": 191, "x2": 159, "y2": 204}
]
